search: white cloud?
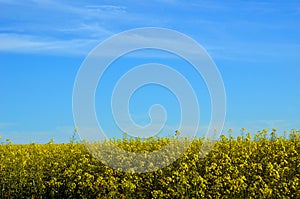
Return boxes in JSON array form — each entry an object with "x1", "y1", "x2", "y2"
[
  {"x1": 85, "y1": 5, "x2": 126, "y2": 12},
  {"x1": 0, "y1": 0, "x2": 136, "y2": 56},
  {"x1": 1, "y1": 0, "x2": 299, "y2": 61},
  {"x1": 57, "y1": 23, "x2": 113, "y2": 38},
  {"x1": 25, "y1": 0, "x2": 127, "y2": 21},
  {"x1": 0, "y1": 29, "x2": 220, "y2": 58},
  {"x1": 0, "y1": 33, "x2": 99, "y2": 56}
]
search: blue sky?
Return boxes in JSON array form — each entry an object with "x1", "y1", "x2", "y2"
[{"x1": 0, "y1": 0, "x2": 300, "y2": 143}]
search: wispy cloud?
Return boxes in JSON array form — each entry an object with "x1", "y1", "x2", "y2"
[
  {"x1": 1, "y1": 0, "x2": 299, "y2": 60},
  {"x1": 0, "y1": 0, "x2": 129, "y2": 55},
  {"x1": 0, "y1": 33, "x2": 99, "y2": 56},
  {"x1": 85, "y1": 5, "x2": 126, "y2": 13}
]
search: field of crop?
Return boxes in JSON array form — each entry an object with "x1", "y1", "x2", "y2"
[{"x1": 0, "y1": 129, "x2": 300, "y2": 198}]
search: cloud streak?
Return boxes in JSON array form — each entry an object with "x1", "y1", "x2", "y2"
[
  {"x1": 1, "y1": 0, "x2": 299, "y2": 60},
  {"x1": 0, "y1": 33, "x2": 99, "y2": 56}
]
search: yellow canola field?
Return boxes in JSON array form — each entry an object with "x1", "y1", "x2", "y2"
[{"x1": 0, "y1": 130, "x2": 299, "y2": 198}]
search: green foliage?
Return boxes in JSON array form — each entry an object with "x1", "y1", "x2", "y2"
[{"x1": 0, "y1": 130, "x2": 300, "y2": 198}]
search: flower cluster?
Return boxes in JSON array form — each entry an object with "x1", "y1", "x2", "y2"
[{"x1": 0, "y1": 129, "x2": 299, "y2": 198}]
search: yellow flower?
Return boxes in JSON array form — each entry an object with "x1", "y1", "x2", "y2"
[{"x1": 175, "y1": 130, "x2": 181, "y2": 136}]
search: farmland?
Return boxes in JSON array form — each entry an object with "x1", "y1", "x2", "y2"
[{"x1": 0, "y1": 129, "x2": 300, "y2": 198}]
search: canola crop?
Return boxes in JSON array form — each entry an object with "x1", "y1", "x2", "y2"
[{"x1": 0, "y1": 129, "x2": 299, "y2": 198}]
